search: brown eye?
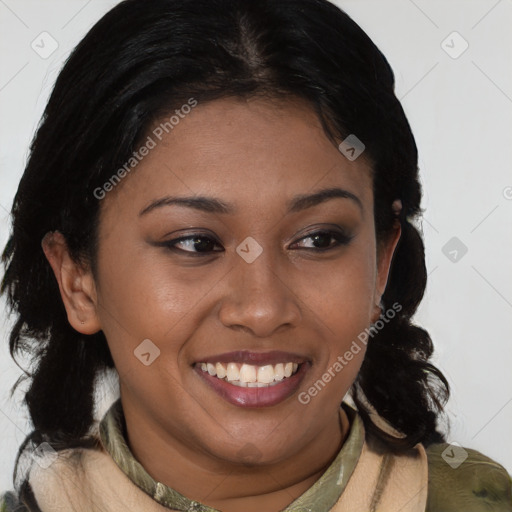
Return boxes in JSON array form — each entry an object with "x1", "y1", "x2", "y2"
[
  {"x1": 162, "y1": 235, "x2": 224, "y2": 255},
  {"x1": 292, "y1": 230, "x2": 353, "y2": 251}
]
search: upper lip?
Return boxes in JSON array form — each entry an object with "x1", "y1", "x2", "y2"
[{"x1": 194, "y1": 350, "x2": 309, "y2": 366}]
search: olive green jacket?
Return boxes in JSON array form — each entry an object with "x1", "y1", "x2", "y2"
[{"x1": 2, "y1": 399, "x2": 511, "y2": 511}]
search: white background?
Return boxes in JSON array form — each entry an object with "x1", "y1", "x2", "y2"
[{"x1": 1, "y1": 0, "x2": 511, "y2": 493}]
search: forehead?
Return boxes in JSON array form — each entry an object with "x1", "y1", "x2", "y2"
[{"x1": 102, "y1": 97, "x2": 374, "y2": 219}]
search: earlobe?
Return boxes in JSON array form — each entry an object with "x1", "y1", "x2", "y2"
[{"x1": 41, "y1": 231, "x2": 101, "y2": 334}]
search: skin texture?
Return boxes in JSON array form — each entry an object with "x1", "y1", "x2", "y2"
[{"x1": 42, "y1": 97, "x2": 401, "y2": 512}]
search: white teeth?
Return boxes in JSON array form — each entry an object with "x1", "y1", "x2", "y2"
[
  {"x1": 230, "y1": 380, "x2": 247, "y2": 387},
  {"x1": 215, "y1": 362, "x2": 226, "y2": 379},
  {"x1": 239, "y1": 364, "x2": 257, "y2": 383},
  {"x1": 226, "y1": 362, "x2": 240, "y2": 381},
  {"x1": 257, "y1": 365, "x2": 275, "y2": 384},
  {"x1": 248, "y1": 382, "x2": 273, "y2": 388},
  {"x1": 274, "y1": 363, "x2": 285, "y2": 381},
  {"x1": 198, "y1": 361, "x2": 302, "y2": 385}
]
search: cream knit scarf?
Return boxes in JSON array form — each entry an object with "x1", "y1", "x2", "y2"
[{"x1": 26, "y1": 433, "x2": 428, "y2": 511}]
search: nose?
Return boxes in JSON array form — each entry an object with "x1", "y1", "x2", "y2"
[{"x1": 218, "y1": 250, "x2": 302, "y2": 338}]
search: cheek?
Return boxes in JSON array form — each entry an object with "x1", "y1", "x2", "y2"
[
  {"x1": 300, "y1": 236, "x2": 375, "y2": 379},
  {"x1": 95, "y1": 232, "x2": 209, "y2": 328},
  {"x1": 94, "y1": 263, "x2": 211, "y2": 397},
  {"x1": 297, "y1": 241, "x2": 376, "y2": 331}
]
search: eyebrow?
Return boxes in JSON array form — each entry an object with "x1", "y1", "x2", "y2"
[{"x1": 138, "y1": 187, "x2": 363, "y2": 217}]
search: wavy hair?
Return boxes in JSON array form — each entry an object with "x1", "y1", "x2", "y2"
[{"x1": 1, "y1": 0, "x2": 449, "y2": 493}]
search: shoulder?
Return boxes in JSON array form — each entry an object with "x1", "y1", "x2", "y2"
[{"x1": 425, "y1": 442, "x2": 512, "y2": 511}]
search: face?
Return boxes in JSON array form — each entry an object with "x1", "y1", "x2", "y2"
[{"x1": 46, "y1": 97, "x2": 400, "y2": 467}]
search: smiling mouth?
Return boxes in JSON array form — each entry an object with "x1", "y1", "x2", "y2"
[{"x1": 196, "y1": 361, "x2": 300, "y2": 387}]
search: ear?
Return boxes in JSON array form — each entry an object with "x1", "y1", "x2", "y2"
[
  {"x1": 41, "y1": 231, "x2": 101, "y2": 335},
  {"x1": 371, "y1": 218, "x2": 402, "y2": 323}
]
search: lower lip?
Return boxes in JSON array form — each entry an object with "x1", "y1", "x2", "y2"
[{"x1": 194, "y1": 363, "x2": 310, "y2": 408}]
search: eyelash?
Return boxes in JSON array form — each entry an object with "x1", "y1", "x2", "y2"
[{"x1": 160, "y1": 229, "x2": 353, "y2": 257}]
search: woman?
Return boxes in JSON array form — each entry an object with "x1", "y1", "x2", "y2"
[{"x1": 1, "y1": 0, "x2": 511, "y2": 510}]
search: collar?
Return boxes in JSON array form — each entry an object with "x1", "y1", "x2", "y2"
[{"x1": 99, "y1": 399, "x2": 365, "y2": 512}]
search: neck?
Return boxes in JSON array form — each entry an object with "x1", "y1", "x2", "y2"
[{"x1": 123, "y1": 405, "x2": 350, "y2": 512}]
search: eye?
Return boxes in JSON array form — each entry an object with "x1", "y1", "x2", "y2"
[
  {"x1": 162, "y1": 234, "x2": 224, "y2": 255},
  {"x1": 158, "y1": 228, "x2": 353, "y2": 257},
  {"x1": 291, "y1": 229, "x2": 353, "y2": 251}
]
